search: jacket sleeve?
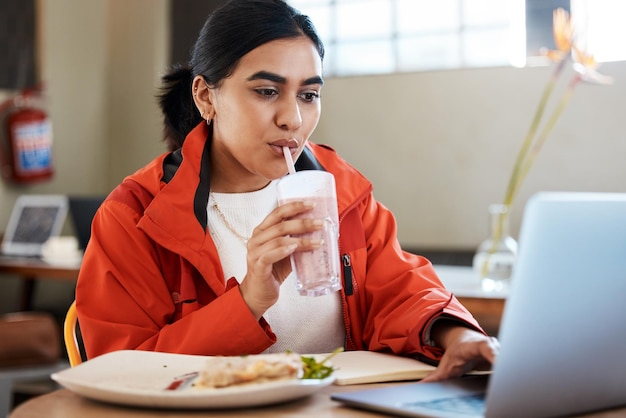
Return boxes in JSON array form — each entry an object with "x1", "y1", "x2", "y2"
[
  {"x1": 350, "y1": 192, "x2": 485, "y2": 361},
  {"x1": 76, "y1": 200, "x2": 275, "y2": 360}
]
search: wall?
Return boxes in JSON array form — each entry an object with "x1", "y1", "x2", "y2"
[
  {"x1": 3, "y1": 1, "x2": 624, "y2": 249},
  {"x1": 105, "y1": 0, "x2": 170, "y2": 188},
  {"x1": 313, "y1": 61, "x2": 626, "y2": 249},
  {"x1": 0, "y1": 0, "x2": 168, "y2": 314},
  {"x1": 0, "y1": 0, "x2": 168, "y2": 231},
  {"x1": 2, "y1": 1, "x2": 104, "y2": 231}
]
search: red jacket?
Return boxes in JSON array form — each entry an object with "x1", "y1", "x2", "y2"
[{"x1": 76, "y1": 123, "x2": 482, "y2": 361}]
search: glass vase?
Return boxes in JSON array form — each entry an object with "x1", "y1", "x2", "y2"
[{"x1": 472, "y1": 204, "x2": 518, "y2": 292}]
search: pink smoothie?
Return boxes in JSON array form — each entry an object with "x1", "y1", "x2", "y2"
[{"x1": 280, "y1": 195, "x2": 341, "y2": 296}]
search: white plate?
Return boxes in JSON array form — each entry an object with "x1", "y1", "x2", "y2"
[{"x1": 51, "y1": 350, "x2": 335, "y2": 409}]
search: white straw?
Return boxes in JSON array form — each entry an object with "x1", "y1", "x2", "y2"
[{"x1": 283, "y1": 146, "x2": 296, "y2": 175}]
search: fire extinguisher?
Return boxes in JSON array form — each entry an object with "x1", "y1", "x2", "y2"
[{"x1": 0, "y1": 87, "x2": 54, "y2": 184}]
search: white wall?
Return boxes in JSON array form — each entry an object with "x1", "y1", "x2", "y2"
[{"x1": 314, "y1": 61, "x2": 626, "y2": 249}]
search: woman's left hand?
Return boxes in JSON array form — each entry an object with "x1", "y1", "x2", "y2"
[{"x1": 421, "y1": 326, "x2": 499, "y2": 382}]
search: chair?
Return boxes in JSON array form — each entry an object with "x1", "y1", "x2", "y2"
[
  {"x1": 0, "y1": 312, "x2": 68, "y2": 416},
  {"x1": 0, "y1": 361, "x2": 67, "y2": 416},
  {"x1": 63, "y1": 301, "x2": 83, "y2": 367}
]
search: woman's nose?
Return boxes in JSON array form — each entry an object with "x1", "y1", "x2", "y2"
[{"x1": 276, "y1": 97, "x2": 302, "y2": 130}]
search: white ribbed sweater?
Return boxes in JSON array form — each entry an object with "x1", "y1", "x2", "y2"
[{"x1": 207, "y1": 181, "x2": 344, "y2": 354}]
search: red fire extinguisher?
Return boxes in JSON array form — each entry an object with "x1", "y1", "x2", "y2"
[{"x1": 0, "y1": 88, "x2": 54, "y2": 184}]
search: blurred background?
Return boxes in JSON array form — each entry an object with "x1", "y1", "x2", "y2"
[
  {"x1": 0, "y1": 0, "x2": 624, "y2": 312},
  {"x1": 1, "y1": 0, "x2": 624, "y2": 410}
]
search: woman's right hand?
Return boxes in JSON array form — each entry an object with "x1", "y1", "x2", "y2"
[{"x1": 239, "y1": 200, "x2": 323, "y2": 319}]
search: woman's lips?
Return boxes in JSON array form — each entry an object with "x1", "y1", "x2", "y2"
[{"x1": 269, "y1": 140, "x2": 298, "y2": 156}]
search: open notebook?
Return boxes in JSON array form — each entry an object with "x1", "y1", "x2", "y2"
[
  {"x1": 330, "y1": 351, "x2": 436, "y2": 385},
  {"x1": 332, "y1": 192, "x2": 626, "y2": 417}
]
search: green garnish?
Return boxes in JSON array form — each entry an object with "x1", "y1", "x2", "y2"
[{"x1": 300, "y1": 347, "x2": 344, "y2": 379}]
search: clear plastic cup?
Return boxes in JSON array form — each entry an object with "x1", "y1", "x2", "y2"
[{"x1": 277, "y1": 171, "x2": 341, "y2": 296}]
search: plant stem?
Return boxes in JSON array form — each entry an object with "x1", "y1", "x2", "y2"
[
  {"x1": 502, "y1": 57, "x2": 568, "y2": 209},
  {"x1": 515, "y1": 74, "x2": 582, "y2": 193},
  {"x1": 481, "y1": 59, "x2": 567, "y2": 276},
  {"x1": 480, "y1": 59, "x2": 569, "y2": 278}
]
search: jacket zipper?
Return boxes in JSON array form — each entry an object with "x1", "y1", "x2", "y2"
[{"x1": 342, "y1": 254, "x2": 354, "y2": 296}]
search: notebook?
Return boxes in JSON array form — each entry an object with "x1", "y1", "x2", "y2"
[
  {"x1": 68, "y1": 195, "x2": 105, "y2": 250},
  {"x1": 330, "y1": 351, "x2": 436, "y2": 385},
  {"x1": 332, "y1": 192, "x2": 626, "y2": 417}
]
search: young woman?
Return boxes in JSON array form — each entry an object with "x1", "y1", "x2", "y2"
[{"x1": 76, "y1": 0, "x2": 498, "y2": 382}]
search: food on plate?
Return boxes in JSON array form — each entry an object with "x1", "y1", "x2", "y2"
[
  {"x1": 195, "y1": 352, "x2": 303, "y2": 388},
  {"x1": 301, "y1": 347, "x2": 343, "y2": 379},
  {"x1": 193, "y1": 348, "x2": 343, "y2": 389}
]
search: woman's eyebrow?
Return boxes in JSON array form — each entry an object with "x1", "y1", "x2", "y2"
[
  {"x1": 304, "y1": 75, "x2": 324, "y2": 86},
  {"x1": 247, "y1": 71, "x2": 324, "y2": 86}
]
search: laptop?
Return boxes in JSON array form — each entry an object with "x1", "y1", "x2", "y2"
[
  {"x1": 332, "y1": 192, "x2": 626, "y2": 417},
  {"x1": 68, "y1": 195, "x2": 105, "y2": 250},
  {"x1": 1, "y1": 194, "x2": 69, "y2": 257}
]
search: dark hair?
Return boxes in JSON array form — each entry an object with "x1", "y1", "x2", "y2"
[{"x1": 158, "y1": 0, "x2": 324, "y2": 150}]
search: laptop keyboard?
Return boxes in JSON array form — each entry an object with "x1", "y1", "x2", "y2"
[{"x1": 403, "y1": 393, "x2": 486, "y2": 416}]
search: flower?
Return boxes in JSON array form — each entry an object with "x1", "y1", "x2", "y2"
[
  {"x1": 572, "y1": 48, "x2": 614, "y2": 85},
  {"x1": 543, "y1": 8, "x2": 574, "y2": 62},
  {"x1": 480, "y1": 8, "x2": 613, "y2": 278}
]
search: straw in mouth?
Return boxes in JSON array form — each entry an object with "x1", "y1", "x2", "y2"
[{"x1": 283, "y1": 146, "x2": 296, "y2": 175}]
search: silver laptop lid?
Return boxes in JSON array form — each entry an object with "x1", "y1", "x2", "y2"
[{"x1": 485, "y1": 192, "x2": 626, "y2": 417}]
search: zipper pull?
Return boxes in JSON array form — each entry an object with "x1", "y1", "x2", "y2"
[{"x1": 342, "y1": 254, "x2": 354, "y2": 295}]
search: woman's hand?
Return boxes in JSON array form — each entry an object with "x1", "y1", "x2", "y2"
[
  {"x1": 421, "y1": 324, "x2": 500, "y2": 382},
  {"x1": 239, "y1": 200, "x2": 323, "y2": 319}
]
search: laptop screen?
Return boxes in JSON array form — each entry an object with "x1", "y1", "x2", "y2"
[
  {"x1": 68, "y1": 196, "x2": 105, "y2": 251},
  {"x1": 1, "y1": 194, "x2": 68, "y2": 257}
]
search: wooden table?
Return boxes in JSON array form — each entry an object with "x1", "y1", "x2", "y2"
[
  {"x1": 0, "y1": 259, "x2": 504, "y2": 334},
  {"x1": 0, "y1": 256, "x2": 80, "y2": 310},
  {"x1": 10, "y1": 383, "x2": 626, "y2": 418}
]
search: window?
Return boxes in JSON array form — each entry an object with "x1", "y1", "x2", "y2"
[
  {"x1": 570, "y1": 0, "x2": 626, "y2": 63},
  {"x1": 0, "y1": 0, "x2": 37, "y2": 89},
  {"x1": 289, "y1": 0, "x2": 625, "y2": 77}
]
